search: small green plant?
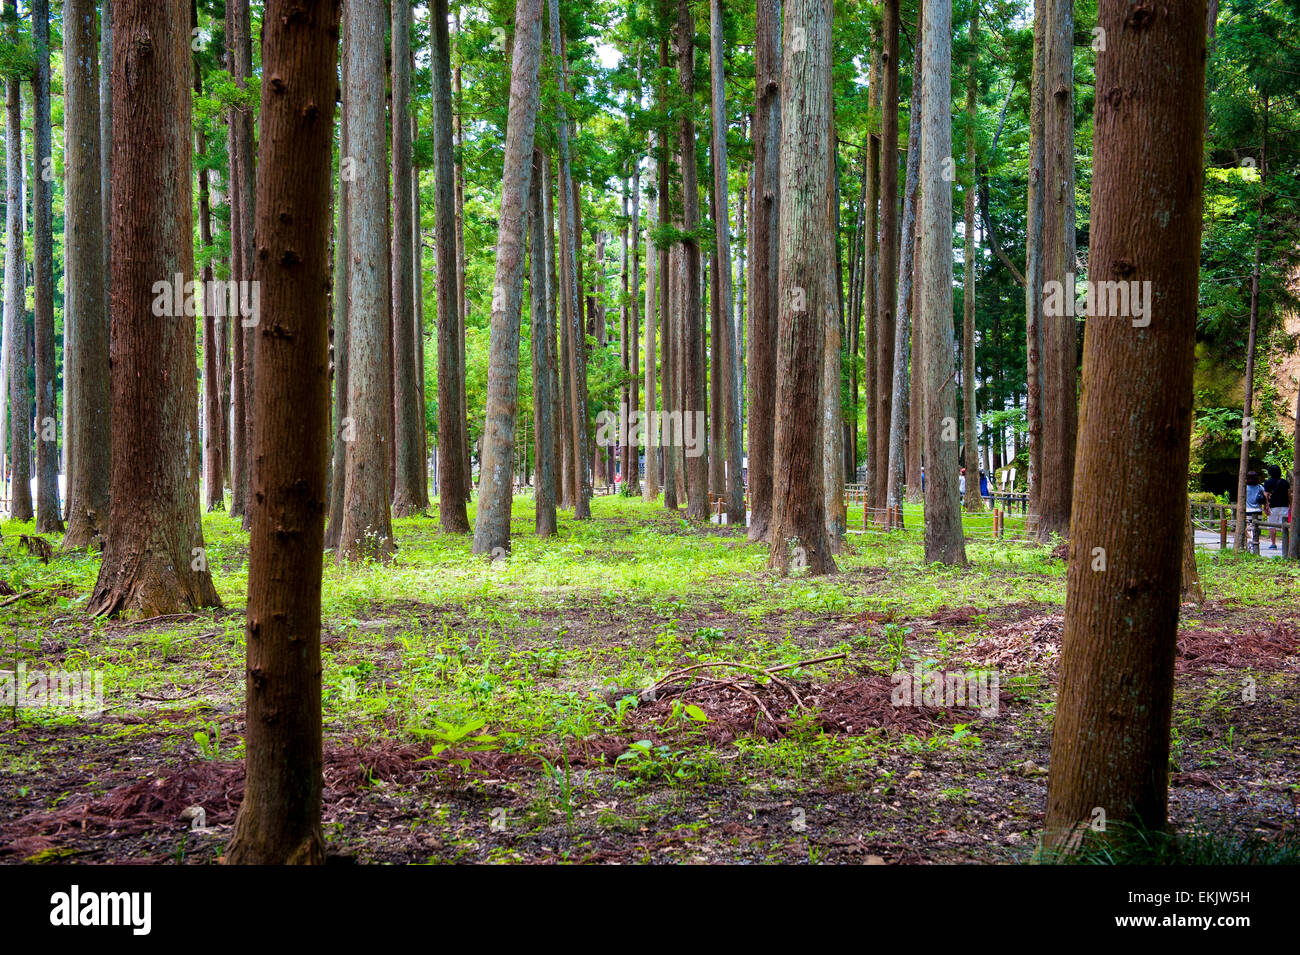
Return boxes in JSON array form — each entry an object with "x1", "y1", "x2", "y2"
[
  {"x1": 883, "y1": 623, "x2": 912, "y2": 671},
  {"x1": 417, "y1": 716, "x2": 500, "y2": 772},
  {"x1": 193, "y1": 722, "x2": 220, "y2": 760}
]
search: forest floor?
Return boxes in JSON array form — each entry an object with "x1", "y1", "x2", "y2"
[{"x1": 0, "y1": 496, "x2": 1297, "y2": 864}]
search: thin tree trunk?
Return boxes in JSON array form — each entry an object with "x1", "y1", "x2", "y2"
[
  {"x1": 747, "y1": 0, "x2": 780, "y2": 541},
  {"x1": 31, "y1": 0, "x2": 59, "y2": 531},
  {"x1": 433, "y1": 0, "x2": 470, "y2": 530},
  {"x1": 875, "y1": 0, "x2": 900, "y2": 519},
  {"x1": 920, "y1": 0, "x2": 966, "y2": 566},
  {"x1": 1044, "y1": 0, "x2": 1206, "y2": 849},
  {"x1": 886, "y1": 10, "x2": 923, "y2": 515},
  {"x1": 962, "y1": 1, "x2": 982, "y2": 512},
  {"x1": 531, "y1": 149, "x2": 557, "y2": 536},
  {"x1": 473, "y1": 0, "x2": 543, "y2": 554},
  {"x1": 4, "y1": 19, "x2": 30, "y2": 523},
  {"x1": 89, "y1": 0, "x2": 221, "y2": 616},
  {"x1": 1025, "y1": 0, "x2": 1045, "y2": 531},
  {"x1": 1234, "y1": 102, "x2": 1267, "y2": 550},
  {"x1": 62, "y1": 0, "x2": 109, "y2": 548},
  {"x1": 862, "y1": 49, "x2": 880, "y2": 513},
  {"x1": 225, "y1": 0, "x2": 338, "y2": 865},
  {"x1": 643, "y1": 140, "x2": 660, "y2": 501},
  {"x1": 324, "y1": 22, "x2": 351, "y2": 552},
  {"x1": 1037, "y1": 0, "x2": 1076, "y2": 540}
]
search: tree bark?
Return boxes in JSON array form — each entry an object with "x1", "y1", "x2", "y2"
[
  {"x1": 531, "y1": 149, "x2": 557, "y2": 536},
  {"x1": 432, "y1": 0, "x2": 470, "y2": 530},
  {"x1": 224, "y1": 0, "x2": 339, "y2": 866},
  {"x1": 338, "y1": 0, "x2": 397, "y2": 560},
  {"x1": 886, "y1": 11, "x2": 923, "y2": 515},
  {"x1": 62, "y1": 0, "x2": 110, "y2": 548},
  {"x1": 747, "y1": 0, "x2": 780, "y2": 540},
  {"x1": 473, "y1": 0, "x2": 544, "y2": 554},
  {"x1": 875, "y1": 0, "x2": 900, "y2": 519},
  {"x1": 1038, "y1": 0, "x2": 1076, "y2": 540},
  {"x1": 89, "y1": 0, "x2": 221, "y2": 616},
  {"x1": 324, "y1": 20, "x2": 351, "y2": 552},
  {"x1": 962, "y1": 1, "x2": 982, "y2": 513},
  {"x1": 643, "y1": 140, "x2": 660, "y2": 501},
  {"x1": 31, "y1": 0, "x2": 59, "y2": 531},
  {"x1": 1025, "y1": 0, "x2": 1045, "y2": 530},
  {"x1": 920, "y1": 0, "x2": 966, "y2": 566},
  {"x1": 3, "y1": 1, "x2": 30, "y2": 523},
  {"x1": 1233, "y1": 102, "x2": 1266, "y2": 550},
  {"x1": 1044, "y1": 0, "x2": 1206, "y2": 850},
  {"x1": 770, "y1": 0, "x2": 836, "y2": 576}
]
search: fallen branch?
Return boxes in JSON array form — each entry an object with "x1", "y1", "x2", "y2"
[{"x1": 0, "y1": 590, "x2": 37, "y2": 609}]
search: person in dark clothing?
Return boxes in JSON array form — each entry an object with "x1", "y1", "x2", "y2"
[
  {"x1": 1245, "y1": 470, "x2": 1267, "y2": 554},
  {"x1": 1264, "y1": 464, "x2": 1291, "y2": 551}
]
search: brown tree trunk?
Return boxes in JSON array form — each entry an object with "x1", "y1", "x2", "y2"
[
  {"x1": 89, "y1": 0, "x2": 221, "y2": 616},
  {"x1": 31, "y1": 0, "x2": 60, "y2": 532},
  {"x1": 920, "y1": 0, "x2": 966, "y2": 566},
  {"x1": 962, "y1": 1, "x2": 983, "y2": 513},
  {"x1": 433, "y1": 0, "x2": 470, "y2": 530},
  {"x1": 1037, "y1": 0, "x2": 1076, "y2": 540},
  {"x1": 1044, "y1": 0, "x2": 1206, "y2": 850},
  {"x1": 225, "y1": 0, "x2": 339, "y2": 866},
  {"x1": 875, "y1": 0, "x2": 900, "y2": 519},
  {"x1": 531, "y1": 149, "x2": 557, "y2": 536},
  {"x1": 3, "y1": 1, "x2": 30, "y2": 524},
  {"x1": 863, "y1": 49, "x2": 879, "y2": 511},
  {"x1": 643, "y1": 139, "x2": 660, "y2": 501},
  {"x1": 1025, "y1": 0, "x2": 1045, "y2": 530},
  {"x1": 473, "y1": 0, "x2": 543, "y2": 554},
  {"x1": 62, "y1": 0, "x2": 110, "y2": 548},
  {"x1": 338, "y1": 0, "x2": 397, "y2": 560},
  {"x1": 324, "y1": 24, "x2": 351, "y2": 552},
  {"x1": 747, "y1": 0, "x2": 780, "y2": 540},
  {"x1": 1233, "y1": 103, "x2": 1266, "y2": 550},
  {"x1": 1181, "y1": 501, "x2": 1204, "y2": 604},
  {"x1": 770, "y1": 0, "x2": 836, "y2": 576}
]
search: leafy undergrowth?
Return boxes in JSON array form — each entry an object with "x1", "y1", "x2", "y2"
[{"x1": 0, "y1": 496, "x2": 1296, "y2": 864}]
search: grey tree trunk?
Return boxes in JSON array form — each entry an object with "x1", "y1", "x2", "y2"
[
  {"x1": 325, "y1": 18, "x2": 352, "y2": 553},
  {"x1": 643, "y1": 142, "x2": 659, "y2": 501},
  {"x1": 531, "y1": 148, "x2": 557, "y2": 536},
  {"x1": 4, "y1": 11, "x2": 30, "y2": 523},
  {"x1": 962, "y1": 2, "x2": 983, "y2": 513},
  {"x1": 920, "y1": 0, "x2": 967, "y2": 565},
  {"x1": 63, "y1": 0, "x2": 109, "y2": 548},
  {"x1": 473, "y1": 0, "x2": 544, "y2": 554},
  {"x1": 31, "y1": 0, "x2": 59, "y2": 531},
  {"x1": 338, "y1": 0, "x2": 396, "y2": 561}
]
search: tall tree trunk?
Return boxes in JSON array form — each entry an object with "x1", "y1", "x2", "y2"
[
  {"x1": 875, "y1": 0, "x2": 900, "y2": 519},
  {"x1": 920, "y1": 0, "x2": 966, "y2": 566},
  {"x1": 862, "y1": 49, "x2": 880, "y2": 513},
  {"x1": 886, "y1": 10, "x2": 923, "y2": 515},
  {"x1": 1037, "y1": 0, "x2": 1076, "y2": 540},
  {"x1": 338, "y1": 0, "x2": 397, "y2": 560},
  {"x1": 1025, "y1": 0, "x2": 1045, "y2": 530},
  {"x1": 432, "y1": 0, "x2": 470, "y2": 530},
  {"x1": 905, "y1": 214, "x2": 924, "y2": 502},
  {"x1": 531, "y1": 149, "x2": 557, "y2": 536},
  {"x1": 195, "y1": 49, "x2": 224, "y2": 514},
  {"x1": 962, "y1": 1, "x2": 982, "y2": 512},
  {"x1": 550, "y1": 0, "x2": 591, "y2": 519},
  {"x1": 63, "y1": 0, "x2": 110, "y2": 548},
  {"x1": 1233, "y1": 103, "x2": 1267, "y2": 550},
  {"x1": 324, "y1": 23, "x2": 351, "y2": 552},
  {"x1": 31, "y1": 0, "x2": 59, "y2": 531},
  {"x1": 390, "y1": 0, "x2": 423, "y2": 516},
  {"x1": 233, "y1": 0, "x2": 256, "y2": 531},
  {"x1": 225, "y1": 0, "x2": 339, "y2": 866},
  {"x1": 643, "y1": 140, "x2": 660, "y2": 501},
  {"x1": 89, "y1": 0, "x2": 221, "y2": 616},
  {"x1": 770, "y1": 0, "x2": 836, "y2": 576},
  {"x1": 473, "y1": 0, "x2": 543, "y2": 554},
  {"x1": 660, "y1": 67, "x2": 679, "y2": 512},
  {"x1": 675, "y1": 0, "x2": 707, "y2": 522},
  {"x1": 453, "y1": 10, "x2": 471, "y2": 502},
  {"x1": 3, "y1": 0, "x2": 30, "y2": 523},
  {"x1": 747, "y1": 0, "x2": 780, "y2": 540},
  {"x1": 1044, "y1": 0, "x2": 1206, "y2": 850},
  {"x1": 1181, "y1": 501, "x2": 1204, "y2": 604}
]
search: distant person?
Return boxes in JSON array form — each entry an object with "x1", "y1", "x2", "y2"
[
  {"x1": 979, "y1": 470, "x2": 990, "y2": 498},
  {"x1": 959, "y1": 468, "x2": 966, "y2": 495},
  {"x1": 1264, "y1": 464, "x2": 1290, "y2": 550},
  {"x1": 1245, "y1": 470, "x2": 1268, "y2": 553}
]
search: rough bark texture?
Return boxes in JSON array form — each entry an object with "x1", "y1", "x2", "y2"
[
  {"x1": 324, "y1": 24, "x2": 351, "y2": 553},
  {"x1": 224, "y1": 0, "x2": 339, "y2": 866},
  {"x1": 886, "y1": 12, "x2": 923, "y2": 514},
  {"x1": 89, "y1": 0, "x2": 221, "y2": 616},
  {"x1": 62, "y1": 0, "x2": 110, "y2": 548},
  {"x1": 472, "y1": 0, "x2": 543, "y2": 555},
  {"x1": 708, "y1": 0, "x2": 743, "y2": 524},
  {"x1": 32, "y1": 0, "x2": 60, "y2": 532},
  {"x1": 642, "y1": 145, "x2": 659, "y2": 501},
  {"x1": 1044, "y1": 1, "x2": 1206, "y2": 850},
  {"x1": 338, "y1": 0, "x2": 396, "y2": 561},
  {"x1": 1038, "y1": 0, "x2": 1076, "y2": 540},
  {"x1": 770, "y1": 0, "x2": 836, "y2": 576},
  {"x1": 1025, "y1": 0, "x2": 1045, "y2": 529},
  {"x1": 4, "y1": 7, "x2": 30, "y2": 523},
  {"x1": 431, "y1": 0, "x2": 470, "y2": 530},
  {"x1": 390, "y1": 0, "x2": 423, "y2": 516},
  {"x1": 861, "y1": 50, "x2": 879, "y2": 507},
  {"x1": 747, "y1": 0, "x2": 780, "y2": 541},
  {"x1": 920, "y1": 0, "x2": 966, "y2": 566},
  {"x1": 1181, "y1": 502, "x2": 1204, "y2": 604},
  {"x1": 875, "y1": 0, "x2": 900, "y2": 518},
  {"x1": 675, "y1": 0, "x2": 707, "y2": 522},
  {"x1": 531, "y1": 149, "x2": 557, "y2": 536},
  {"x1": 962, "y1": 2, "x2": 982, "y2": 513}
]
